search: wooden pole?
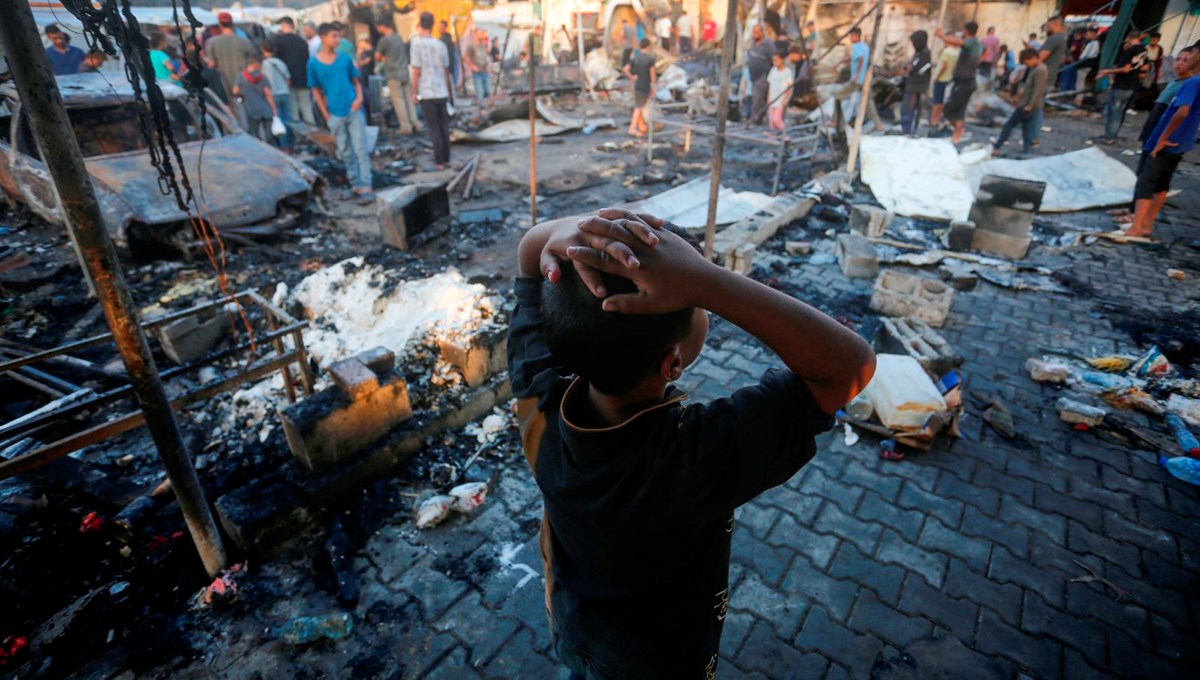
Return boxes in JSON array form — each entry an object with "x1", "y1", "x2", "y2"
[
  {"x1": 846, "y1": 0, "x2": 886, "y2": 175},
  {"x1": 576, "y1": 10, "x2": 588, "y2": 126},
  {"x1": 703, "y1": 0, "x2": 739, "y2": 261},
  {"x1": 936, "y1": 0, "x2": 949, "y2": 32},
  {"x1": 0, "y1": 0, "x2": 227, "y2": 577},
  {"x1": 529, "y1": 33, "x2": 538, "y2": 224}
]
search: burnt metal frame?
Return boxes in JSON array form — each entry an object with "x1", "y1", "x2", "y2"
[{"x1": 0, "y1": 290, "x2": 314, "y2": 480}]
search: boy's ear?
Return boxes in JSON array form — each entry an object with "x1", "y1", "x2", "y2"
[{"x1": 660, "y1": 347, "x2": 684, "y2": 382}]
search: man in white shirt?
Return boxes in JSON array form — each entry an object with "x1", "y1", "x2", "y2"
[
  {"x1": 655, "y1": 14, "x2": 673, "y2": 52},
  {"x1": 410, "y1": 11, "x2": 453, "y2": 169},
  {"x1": 676, "y1": 10, "x2": 693, "y2": 54},
  {"x1": 304, "y1": 22, "x2": 320, "y2": 58},
  {"x1": 1074, "y1": 27, "x2": 1100, "y2": 91}
]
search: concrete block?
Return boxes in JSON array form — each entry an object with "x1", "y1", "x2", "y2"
[
  {"x1": 970, "y1": 228, "x2": 1031, "y2": 259},
  {"x1": 727, "y1": 243, "x2": 756, "y2": 275},
  {"x1": 1026, "y1": 358, "x2": 1070, "y2": 383},
  {"x1": 879, "y1": 317, "x2": 962, "y2": 377},
  {"x1": 155, "y1": 313, "x2": 226, "y2": 365},
  {"x1": 438, "y1": 327, "x2": 508, "y2": 388},
  {"x1": 709, "y1": 193, "x2": 815, "y2": 265},
  {"x1": 870, "y1": 271, "x2": 954, "y2": 328},
  {"x1": 849, "y1": 204, "x2": 892, "y2": 238},
  {"x1": 355, "y1": 346, "x2": 396, "y2": 375},
  {"x1": 328, "y1": 358, "x2": 379, "y2": 400},
  {"x1": 280, "y1": 377, "x2": 413, "y2": 473},
  {"x1": 947, "y1": 221, "x2": 976, "y2": 252},
  {"x1": 785, "y1": 241, "x2": 812, "y2": 256},
  {"x1": 1056, "y1": 398, "x2": 1105, "y2": 427},
  {"x1": 215, "y1": 477, "x2": 312, "y2": 552},
  {"x1": 377, "y1": 183, "x2": 450, "y2": 250},
  {"x1": 835, "y1": 234, "x2": 879, "y2": 278},
  {"x1": 969, "y1": 175, "x2": 1045, "y2": 239}
]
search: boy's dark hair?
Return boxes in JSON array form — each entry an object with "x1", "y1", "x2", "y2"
[
  {"x1": 45, "y1": 24, "x2": 62, "y2": 36},
  {"x1": 317, "y1": 23, "x2": 337, "y2": 37},
  {"x1": 542, "y1": 225, "x2": 701, "y2": 396},
  {"x1": 849, "y1": 27, "x2": 862, "y2": 37},
  {"x1": 1019, "y1": 48, "x2": 1037, "y2": 62},
  {"x1": 640, "y1": 37, "x2": 652, "y2": 48},
  {"x1": 420, "y1": 12, "x2": 435, "y2": 31},
  {"x1": 262, "y1": 39, "x2": 277, "y2": 54},
  {"x1": 279, "y1": 17, "x2": 295, "y2": 28},
  {"x1": 1150, "y1": 32, "x2": 1161, "y2": 39},
  {"x1": 965, "y1": 22, "x2": 979, "y2": 36}
]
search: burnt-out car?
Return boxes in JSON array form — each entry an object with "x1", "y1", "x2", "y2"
[{"x1": 0, "y1": 73, "x2": 320, "y2": 254}]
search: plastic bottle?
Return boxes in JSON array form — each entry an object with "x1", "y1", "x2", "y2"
[
  {"x1": 1165, "y1": 413, "x2": 1200, "y2": 457},
  {"x1": 846, "y1": 392, "x2": 873, "y2": 421},
  {"x1": 1081, "y1": 371, "x2": 1134, "y2": 391},
  {"x1": 1165, "y1": 457, "x2": 1200, "y2": 486},
  {"x1": 276, "y1": 612, "x2": 353, "y2": 645}
]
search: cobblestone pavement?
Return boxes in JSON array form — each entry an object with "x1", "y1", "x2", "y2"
[{"x1": 152, "y1": 110, "x2": 1200, "y2": 680}]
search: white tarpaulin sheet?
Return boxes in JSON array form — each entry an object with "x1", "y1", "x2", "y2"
[
  {"x1": 623, "y1": 176, "x2": 776, "y2": 230},
  {"x1": 967, "y1": 146, "x2": 1137, "y2": 212},
  {"x1": 861, "y1": 138, "x2": 1138, "y2": 221},
  {"x1": 860, "y1": 137, "x2": 976, "y2": 221}
]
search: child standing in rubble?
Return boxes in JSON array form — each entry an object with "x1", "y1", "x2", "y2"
[
  {"x1": 508, "y1": 209, "x2": 876, "y2": 677},
  {"x1": 623, "y1": 39, "x2": 656, "y2": 138},
  {"x1": 766, "y1": 52, "x2": 793, "y2": 135}
]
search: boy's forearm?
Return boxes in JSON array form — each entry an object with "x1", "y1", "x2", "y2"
[
  {"x1": 693, "y1": 266, "x2": 876, "y2": 412},
  {"x1": 517, "y1": 216, "x2": 574, "y2": 278}
]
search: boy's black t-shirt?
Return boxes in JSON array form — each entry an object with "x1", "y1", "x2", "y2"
[
  {"x1": 630, "y1": 52, "x2": 655, "y2": 93},
  {"x1": 507, "y1": 278, "x2": 833, "y2": 679},
  {"x1": 1113, "y1": 44, "x2": 1145, "y2": 91}
]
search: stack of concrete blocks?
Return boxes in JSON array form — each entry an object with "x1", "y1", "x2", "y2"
[
  {"x1": 835, "y1": 234, "x2": 879, "y2": 278},
  {"x1": 849, "y1": 204, "x2": 892, "y2": 238},
  {"x1": 711, "y1": 192, "x2": 816, "y2": 268},
  {"x1": 967, "y1": 175, "x2": 1047, "y2": 260},
  {"x1": 280, "y1": 346, "x2": 411, "y2": 474},
  {"x1": 377, "y1": 183, "x2": 450, "y2": 250},
  {"x1": 438, "y1": 327, "x2": 508, "y2": 388},
  {"x1": 870, "y1": 271, "x2": 955, "y2": 327},
  {"x1": 879, "y1": 317, "x2": 963, "y2": 378}
]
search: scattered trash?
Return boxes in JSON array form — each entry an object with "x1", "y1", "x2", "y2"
[
  {"x1": 276, "y1": 612, "x2": 353, "y2": 645},
  {"x1": 1087, "y1": 355, "x2": 1134, "y2": 373},
  {"x1": 448, "y1": 482, "x2": 489, "y2": 513},
  {"x1": 809, "y1": 253, "x2": 836, "y2": 265},
  {"x1": 861, "y1": 355, "x2": 948, "y2": 431},
  {"x1": 843, "y1": 423, "x2": 860, "y2": 446},
  {"x1": 845, "y1": 392, "x2": 873, "y2": 421},
  {"x1": 415, "y1": 495, "x2": 456, "y2": 529},
  {"x1": 879, "y1": 439, "x2": 904, "y2": 461},
  {"x1": 983, "y1": 400, "x2": 1015, "y2": 439},
  {"x1": 1130, "y1": 346, "x2": 1171, "y2": 378},
  {"x1": 1082, "y1": 371, "x2": 1138, "y2": 392},
  {"x1": 430, "y1": 462, "x2": 459, "y2": 487},
  {"x1": 1103, "y1": 388, "x2": 1164, "y2": 416},
  {"x1": 0, "y1": 635, "x2": 28, "y2": 667},
  {"x1": 1057, "y1": 398, "x2": 1106, "y2": 427},
  {"x1": 1026, "y1": 357, "x2": 1070, "y2": 383},
  {"x1": 1166, "y1": 395, "x2": 1200, "y2": 428},
  {"x1": 79, "y1": 511, "x2": 103, "y2": 533},
  {"x1": 1164, "y1": 457, "x2": 1200, "y2": 485},
  {"x1": 193, "y1": 563, "x2": 245, "y2": 610},
  {"x1": 1165, "y1": 414, "x2": 1200, "y2": 457},
  {"x1": 322, "y1": 518, "x2": 360, "y2": 606},
  {"x1": 785, "y1": 241, "x2": 812, "y2": 256},
  {"x1": 1167, "y1": 269, "x2": 1187, "y2": 281}
]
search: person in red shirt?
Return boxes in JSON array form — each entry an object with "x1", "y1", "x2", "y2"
[{"x1": 701, "y1": 14, "x2": 717, "y2": 44}]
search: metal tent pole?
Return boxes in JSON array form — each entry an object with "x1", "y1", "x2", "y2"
[
  {"x1": 703, "y1": 0, "x2": 740, "y2": 261},
  {"x1": 529, "y1": 32, "x2": 538, "y2": 225},
  {"x1": 0, "y1": 0, "x2": 227, "y2": 578}
]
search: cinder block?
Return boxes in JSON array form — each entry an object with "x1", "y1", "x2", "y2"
[
  {"x1": 947, "y1": 221, "x2": 975, "y2": 251},
  {"x1": 727, "y1": 243, "x2": 756, "y2": 275},
  {"x1": 155, "y1": 313, "x2": 227, "y2": 365},
  {"x1": 280, "y1": 377, "x2": 413, "y2": 473},
  {"x1": 328, "y1": 358, "x2": 379, "y2": 400},
  {"x1": 878, "y1": 317, "x2": 962, "y2": 377},
  {"x1": 870, "y1": 270, "x2": 954, "y2": 327},
  {"x1": 785, "y1": 241, "x2": 812, "y2": 256},
  {"x1": 215, "y1": 477, "x2": 312, "y2": 552},
  {"x1": 849, "y1": 204, "x2": 892, "y2": 237},
  {"x1": 438, "y1": 327, "x2": 508, "y2": 388},
  {"x1": 835, "y1": 233, "x2": 879, "y2": 278},
  {"x1": 355, "y1": 347, "x2": 396, "y2": 375},
  {"x1": 970, "y1": 228, "x2": 1031, "y2": 259},
  {"x1": 377, "y1": 183, "x2": 450, "y2": 250}
]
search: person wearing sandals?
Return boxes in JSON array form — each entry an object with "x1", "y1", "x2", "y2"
[{"x1": 309, "y1": 23, "x2": 374, "y2": 204}]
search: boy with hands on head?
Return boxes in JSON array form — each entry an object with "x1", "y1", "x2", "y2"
[{"x1": 508, "y1": 209, "x2": 875, "y2": 678}]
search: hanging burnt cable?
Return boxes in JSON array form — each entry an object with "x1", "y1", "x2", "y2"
[{"x1": 59, "y1": 0, "x2": 259, "y2": 361}]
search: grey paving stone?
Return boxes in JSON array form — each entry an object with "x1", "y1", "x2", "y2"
[
  {"x1": 847, "y1": 589, "x2": 934, "y2": 649},
  {"x1": 943, "y1": 557, "x2": 1022, "y2": 628},
  {"x1": 876, "y1": 529, "x2": 948, "y2": 589},
  {"x1": 828, "y1": 542, "x2": 906, "y2": 606},
  {"x1": 1101, "y1": 509, "x2": 1178, "y2": 563},
  {"x1": 731, "y1": 528, "x2": 794, "y2": 587},
  {"x1": 719, "y1": 608, "x2": 756, "y2": 659},
  {"x1": 736, "y1": 500, "x2": 782, "y2": 540},
  {"x1": 1062, "y1": 648, "x2": 1111, "y2": 680},
  {"x1": 1021, "y1": 589, "x2": 1107, "y2": 670},
  {"x1": 918, "y1": 517, "x2": 992, "y2": 573},
  {"x1": 496, "y1": 580, "x2": 551, "y2": 652},
  {"x1": 961, "y1": 506, "x2": 1031, "y2": 559},
  {"x1": 896, "y1": 573, "x2": 979, "y2": 641},
  {"x1": 481, "y1": 627, "x2": 562, "y2": 679},
  {"x1": 737, "y1": 620, "x2": 830, "y2": 679},
  {"x1": 936, "y1": 471, "x2": 1000, "y2": 516},
  {"x1": 767, "y1": 514, "x2": 840, "y2": 570},
  {"x1": 999, "y1": 493, "x2": 1068, "y2": 545},
  {"x1": 987, "y1": 544, "x2": 1066, "y2": 608},
  {"x1": 896, "y1": 480, "x2": 965, "y2": 530},
  {"x1": 790, "y1": 466, "x2": 863, "y2": 515},
  {"x1": 758, "y1": 483, "x2": 824, "y2": 524},
  {"x1": 1066, "y1": 519, "x2": 1142, "y2": 578},
  {"x1": 793, "y1": 605, "x2": 885, "y2": 679},
  {"x1": 424, "y1": 645, "x2": 484, "y2": 680},
  {"x1": 780, "y1": 554, "x2": 860, "y2": 623},
  {"x1": 396, "y1": 562, "x2": 471, "y2": 621},
  {"x1": 975, "y1": 608, "x2": 1063, "y2": 680},
  {"x1": 1032, "y1": 484, "x2": 1103, "y2": 527},
  {"x1": 733, "y1": 571, "x2": 810, "y2": 641},
  {"x1": 813, "y1": 501, "x2": 883, "y2": 557},
  {"x1": 856, "y1": 489, "x2": 925, "y2": 543},
  {"x1": 435, "y1": 591, "x2": 520, "y2": 666},
  {"x1": 1106, "y1": 626, "x2": 1182, "y2": 680},
  {"x1": 840, "y1": 459, "x2": 903, "y2": 502}
]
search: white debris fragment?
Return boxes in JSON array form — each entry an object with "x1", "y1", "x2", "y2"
[
  {"x1": 271, "y1": 281, "x2": 289, "y2": 308},
  {"x1": 466, "y1": 409, "x2": 509, "y2": 444},
  {"x1": 843, "y1": 423, "x2": 860, "y2": 447},
  {"x1": 449, "y1": 482, "x2": 489, "y2": 513},
  {"x1": 415, "y1": 495, "x2": 455, "y2": 529}
]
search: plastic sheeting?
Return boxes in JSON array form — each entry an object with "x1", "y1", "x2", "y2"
[
  {"x1": 860, "y1": 137, "x2": 1138, "y2": 221},
  {"x1": 966, "y1": 147, "x2": 1137, "y2": 213},
  {"x1": 623, "y1": 176, "x2": 776, "y2": 230}
]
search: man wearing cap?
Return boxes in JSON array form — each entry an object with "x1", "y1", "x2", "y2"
[{"x1": 208, "y1": 12, "x2": 255, "y2": 127}]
